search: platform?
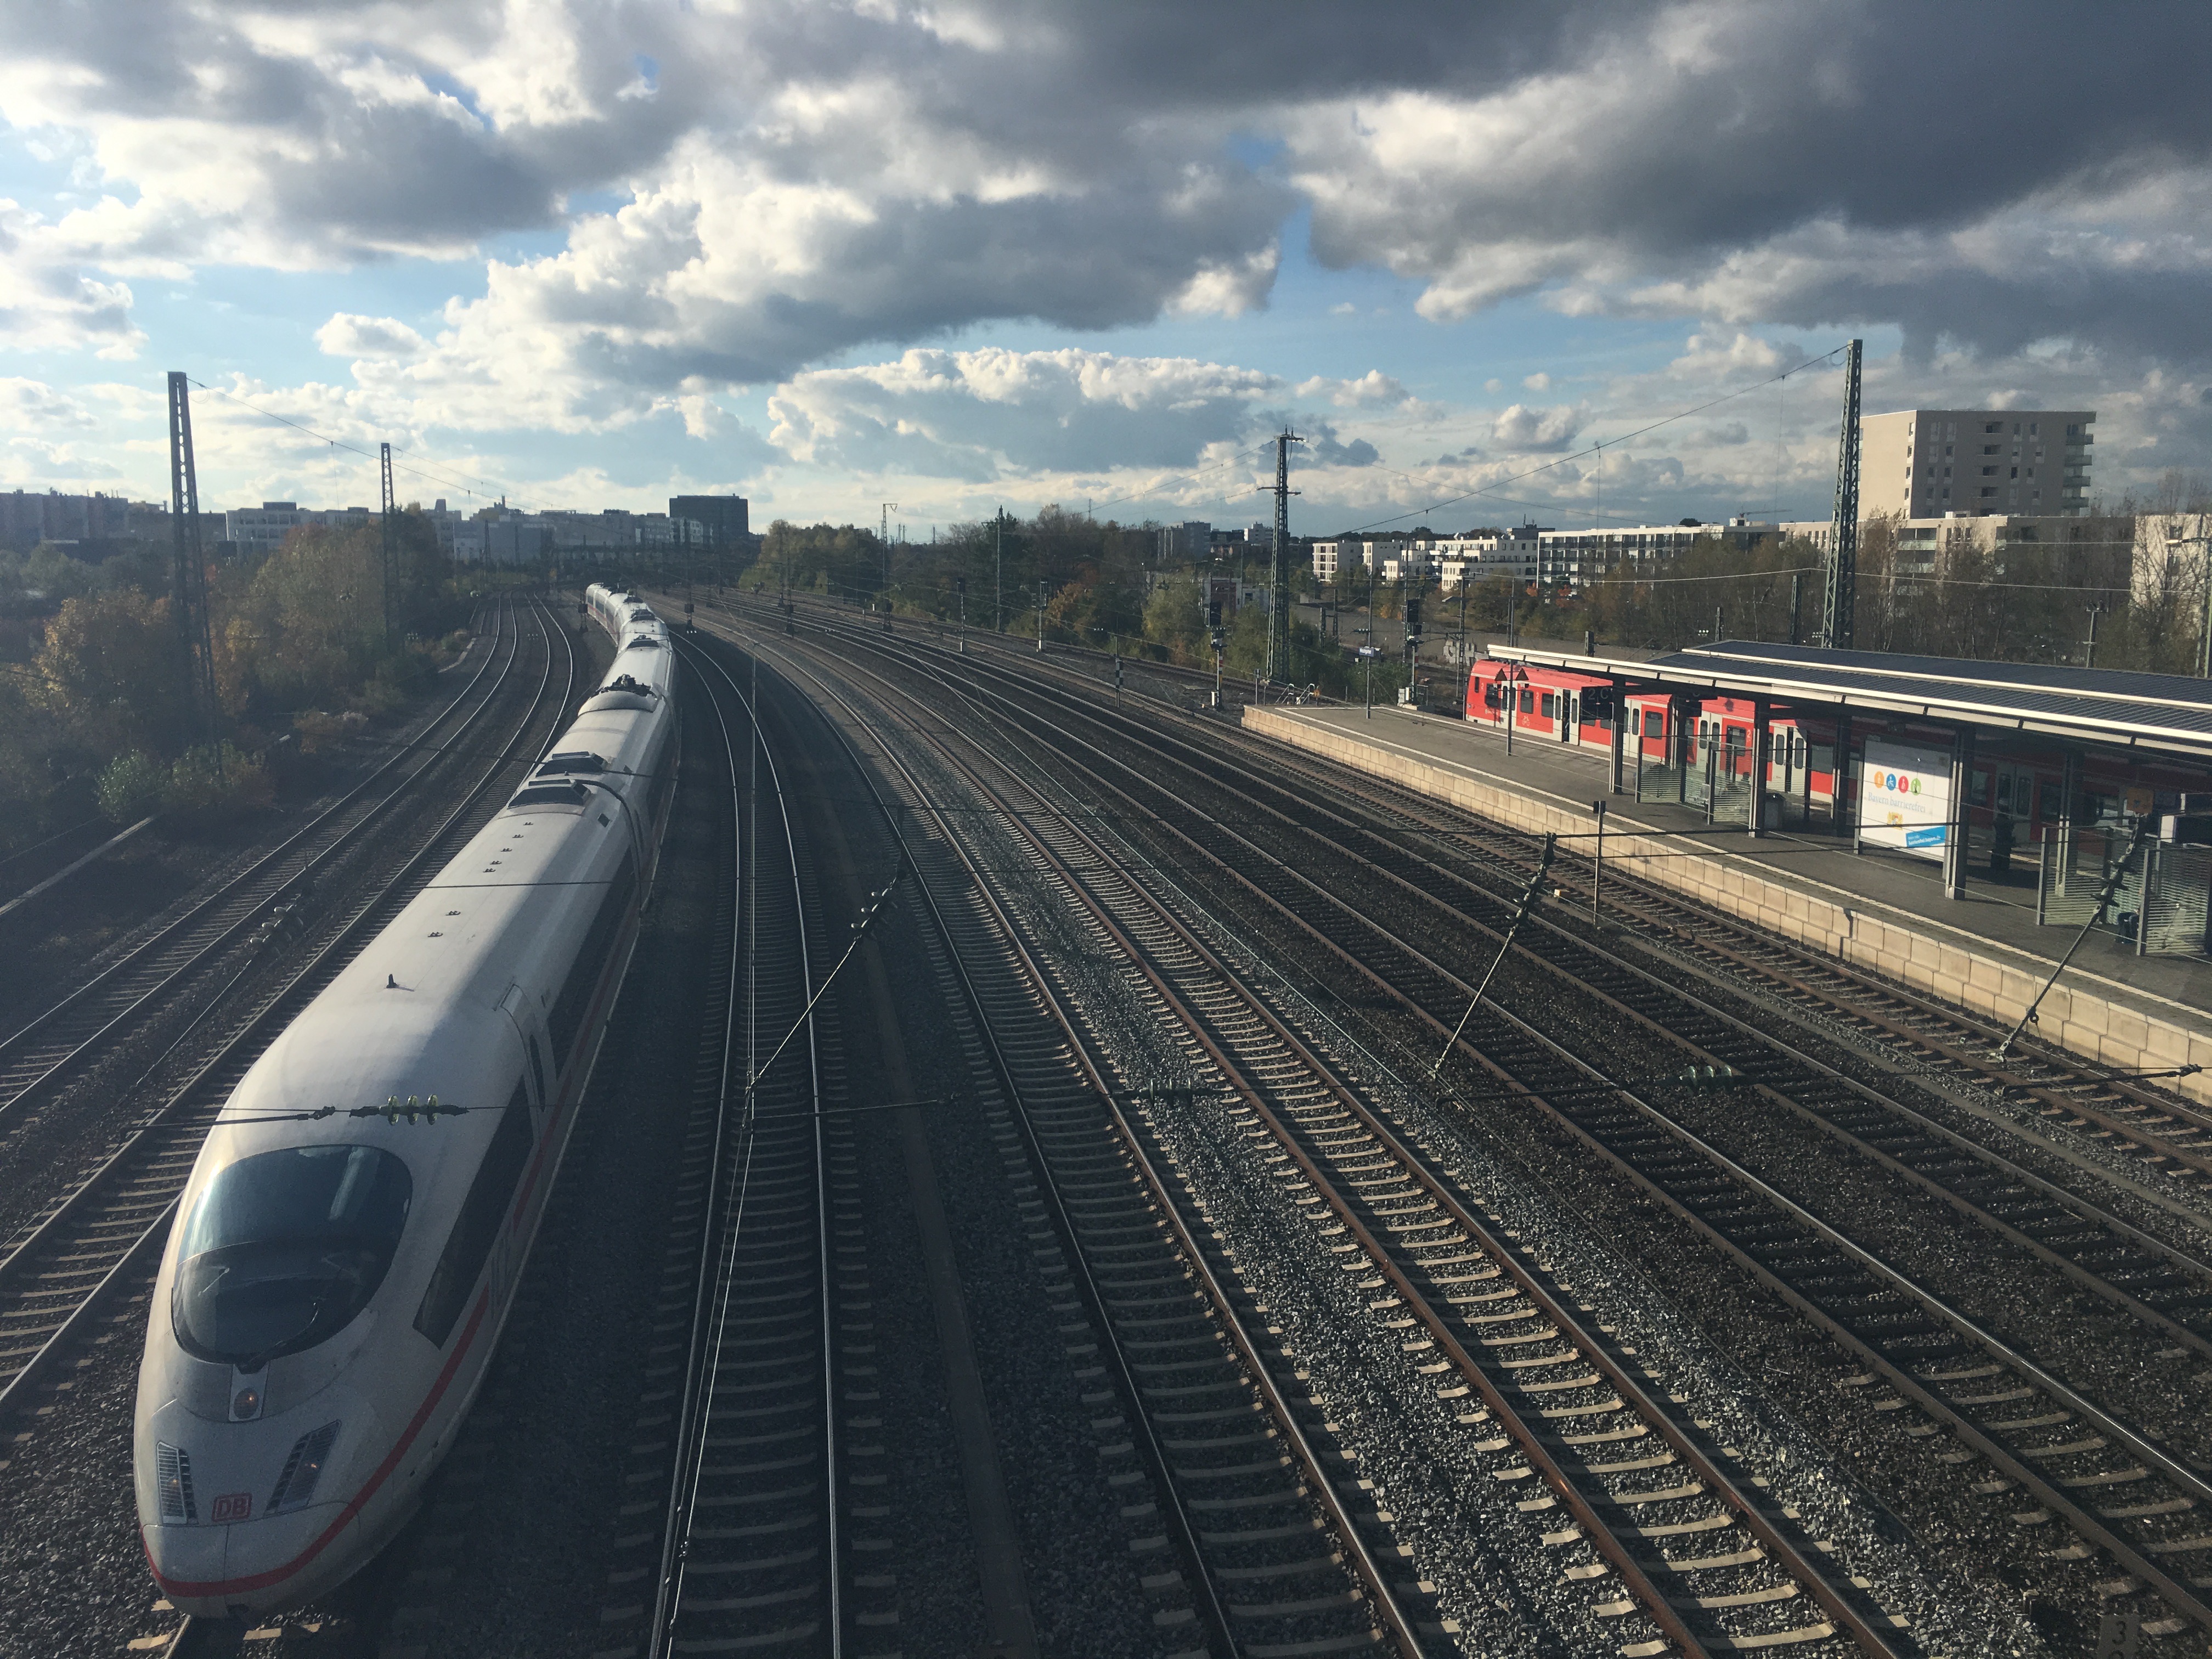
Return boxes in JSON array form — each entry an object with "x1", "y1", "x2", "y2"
[{"x1": 1243, "y1": 701, "x2": 2212, "y2": 1108}]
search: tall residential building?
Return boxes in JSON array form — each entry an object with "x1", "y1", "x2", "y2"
[
  {"x1": 1154, "y1": 521, "x2": 1211, "y2": 563},
  {"x1": 668, "y1": 494, "x2": 749, "y2": 548},
  {"x1": 1859, "y1": 408, "x2": 2094, "y2": 520}
]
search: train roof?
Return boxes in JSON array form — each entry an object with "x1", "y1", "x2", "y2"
[
  {"x1": 1471, "y1": 658, "x2": 1613, "y2": 691},
  {"x1": 1496, "y1": 639, "x2": 2212, "y2": 763}
]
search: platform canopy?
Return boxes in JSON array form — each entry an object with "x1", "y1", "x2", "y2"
[{"x1": 1488, "y1": 640, "x2": 2212, "y2": 763}]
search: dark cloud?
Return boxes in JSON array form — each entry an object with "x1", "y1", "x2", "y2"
[
  {"x1": 3, "y1": 1, "x2": 2208, "y2": 393},
  {"x1": 1289, "y1": 2, "x2": 2212, "y2": 363}
]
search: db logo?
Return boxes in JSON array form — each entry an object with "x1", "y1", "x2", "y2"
[{"x1": 212, "y1": 1492, "x2": 253, "y2": 1523}]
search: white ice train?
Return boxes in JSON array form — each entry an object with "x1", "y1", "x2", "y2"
[{"x1": 134, "y1": 588, "x2": 678, "y2": 1616}]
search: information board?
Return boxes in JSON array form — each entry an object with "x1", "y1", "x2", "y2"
[{"x1": 1860, "y1": 738, "x2": 1954, "y2": 862}]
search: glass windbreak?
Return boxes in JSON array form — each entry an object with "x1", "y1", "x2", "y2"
[{"x1": 173, "y1": 1146, "x2": 413, "y2": 1372}]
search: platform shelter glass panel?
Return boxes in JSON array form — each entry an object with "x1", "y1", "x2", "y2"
[
  {"x1": 2038, "y1": 828, "x2": 2143, "y2": 938},
  {"x1": 2142, "y1": 846, "x2": 2212, "y2": 957}
]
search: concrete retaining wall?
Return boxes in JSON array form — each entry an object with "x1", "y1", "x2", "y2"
[{"x1": 1245, "y1": 706, "x2": 2212, "y2": 1110}]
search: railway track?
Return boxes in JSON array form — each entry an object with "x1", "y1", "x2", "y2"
[
  {"x1": 625, "y1": 633, "x2": 850, "y2": 1657},
  {"x1": 756, "y1": 639, "x2": 1437, "y2": 1657},
  {"x1": 0, "y1": 599, "x2": 519, "y2": 1135},
  {"x1": 1182, "y1": 714, "x2": 2212, "y2": 1191},
  {"x1": 947, "y1": 667, "x2": 2212, "y2": 1340},
  {"x1": 0, "y1": 597, "x2": 577, "y2": 1423},
  {"x1": 722, "y1": 599, "x2": 2212, "y2": 1646},
  {"x1": 736, "y1": 619, "x2": 1982, "y2": 1654},
  {"x1": 779, "y1": 604, "x2": 2212, "y2": 1344}
]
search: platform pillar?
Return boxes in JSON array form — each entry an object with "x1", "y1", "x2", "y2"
[
  {"x1": 1609, "y1": 677, "x2": 1626, "y2": 795},
  {"x1": 1833, "y1": 710, "x2": 1854, "y2": 838},
  {"x1": 1944, "y1": 724, "x2": 1977, "y2": 900},
  {"x1": 1749, "y1": 698, "x2": 1771, "y2": 838}
]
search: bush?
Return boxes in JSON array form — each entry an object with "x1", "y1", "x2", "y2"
[
  {"x1": 292, "y1": 708, "x2": 367, "y2": 754},
  {"x1": 97, "y1": 750, "x2": 168, "y2": 824},
  {"x1": 163, "y1": 743, "x2": 275, "y2": 822},
  {"x1": 355, "y1": 647, "x2": 436, "y2": 715}
]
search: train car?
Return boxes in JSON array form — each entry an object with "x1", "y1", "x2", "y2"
[
  {"x1": 133, "y1": 586, "x2": 676, "y2": 1617},
  {"x1": 1465, "y1": 659, "x2": 1616, "y2": 745}
]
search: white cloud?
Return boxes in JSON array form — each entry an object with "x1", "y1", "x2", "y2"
[
  {"x1": 1490, "y1": 402, "x2": 1584, "y2": 452},
  {"x1": 1168, "y1": 246, "x2": 1281, "y2": 319},
  {"x1": 768, "y1": 346, "x2": 1279, "y2": 481},
  {"x1": 1284, "y1": 3, "x2": 2212, "y2": 365},
  {"x1": 315, "y1": 312, "x2": 428, "y2": 359},
  {"x1": 1522, "y1": 371, "x2": 1551, "y2": 391},
  {"x1": 0, "y1": 200, "x2": 143, "y2": 357},
  {"x1": 1294, "y1": 369, "x2": 1410, "y2": 408},
  {"x1": 1667, "y1": 329, "x2": 1790, "y2": 382},
  {"x1": 0, "y1": 375, "x2": 99, "y2": 427}
]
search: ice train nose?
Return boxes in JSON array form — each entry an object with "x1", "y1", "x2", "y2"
[{"x1": 142, "y1": 1502, "x2": 347, "y2": 1618}]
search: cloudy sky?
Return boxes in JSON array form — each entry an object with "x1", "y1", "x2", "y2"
[{"x1": 2, "y1": 0, "x2": 2208, "y2": 535}]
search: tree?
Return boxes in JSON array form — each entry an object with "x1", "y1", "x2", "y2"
[
  {"x1": 215, "y1": 509, "x2": 454, "y2": 716},
  {"x1": 35, "y1": 589, "x2": 188, "y2": 754}
]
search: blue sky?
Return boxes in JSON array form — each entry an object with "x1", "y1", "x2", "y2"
[{"x1": 3, "y1": 1, "x2": 2206, "y2": 533}]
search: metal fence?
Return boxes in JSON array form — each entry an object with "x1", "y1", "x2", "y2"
[{"x1": 2038, "y1": 830, "x2": 2210, "y2": 956}]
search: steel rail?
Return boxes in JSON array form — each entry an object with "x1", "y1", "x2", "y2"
[
  {"x1": 807, "y1": 619, "x2": 2212, "y2": 1376},
  {"x1": 762, "y1": 583, "x2": 2204, "y2": 1155},
  {"x1": 744, "y1": 616, "x2": 1892, "y2": 1657},
  {"x1": 649, "y1": 633, "x2": 838, "y2": 1659},
  {"x1": 702, "y1": 585, "x2": 1244, "y2": 714},
  {"x1": 731, "y1": 639, "x2": 1263, "y2": 1657},
  {"x1": 904, "y1": 664, "x2": 2212, "y2": 1637},
  {"x1": 1146, "y1": 693, "x2": 2212, "y2": 1171},
  {"x1": 1261, "y1": 748, "x2": 2212, "y2": 1172},
  {"x1": 636, "y1": 639, "x2": 747, "y2": 1657},
  {"x1": 937, "y1": 667, "x2": 2212, "y2": 1349},
  {"x1": 941, "y1": 748, "x2": 1714, "y2": 1656},
  {"x1": 746, "y1": 606, "x2": 2212, "y2": 1638}
]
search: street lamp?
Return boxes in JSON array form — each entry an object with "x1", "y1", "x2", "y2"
[{"x1": 1356, "y1": 627, "x2": 1376, "y2": 719}]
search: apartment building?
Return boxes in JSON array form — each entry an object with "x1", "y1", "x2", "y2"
[
  {"x1": 224, "y1": 501, "x2": 383, "y2": 556},
  {"x1": 1316, "y1": 536, "x2": 1464, "y2": 582},
  {"x1": 0, "y1": 489, "x2": 136, "y2": 551},
  {"x1": 1155, "y1": 520, "x2": 1211, "y2": 563},
  {"x1": 1427, "y1": 518, "x2": 1780, "y2": 589},
  {"x1": 1859, "y1": 408, "x2": 2094, "y2": 519}
]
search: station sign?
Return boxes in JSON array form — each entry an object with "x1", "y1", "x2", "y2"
[{"x1": 1860, "y1": 737, "x2": 1953, "y2": 862}]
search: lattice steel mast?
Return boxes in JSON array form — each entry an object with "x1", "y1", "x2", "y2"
[
  {"x1": 1264, "y1": 430, "x2": 1303, "y2": 684},
  {"x1": 1821, "y1": 338, "x2": 1863, "y2": 650},
  {"x1": 380, "y1": 441, "x2": 397, "y2": 648},
  {"x1": 166, "y1": 372, "x2": 220, "y2": 754}
]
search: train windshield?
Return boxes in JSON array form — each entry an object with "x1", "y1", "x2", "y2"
[{"x1": 173, "y1": 1146, "x2": 413, "y2": 1371}]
